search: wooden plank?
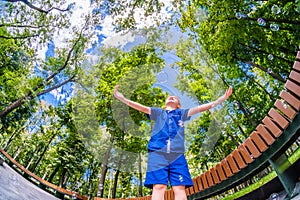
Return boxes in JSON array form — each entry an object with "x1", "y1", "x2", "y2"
[
  {"x1": 215, "y1": 163, "x2": 226, "y2": 181},
  {"x1": 196, "y1": 176, "x2": 204, "y2": 191},
  {"x1": 195, "y1": 175, "x2": 204, "y2": 191},
  {"x1": 205, "y1": 171, "x2": 214, "y2": 187},
  {"x1": 293, "y1": 61, "x2": 300, "y2": 71},
  {"x1": 297, "y1": 51, "x2": 300, "y2": 60},
  {"x1": 226, "y1": 155, "x2": 239, "y2": 173},
  {"x1": 289, "y1": 70, "x2": 300, "y2": 83},
  {"x1": 190, "y1": 184, "x2": 195, "y2": 194},
  {"x1": 185, "y1": 187, "x2": 190, "y2": 195},
  {"x1": 192, "y1": 178, "x2": 200, "y2": 193},
  {"x1": 221, "y1": 159, "x2": 233, "y2": 177},
  {"x1": 165, "y1": 189, "x2": 171, "y2": 200},
  {"x1": 285, "y1": 80, "x2": 300, "y2": 98},
  {"x1": 262, "y1": 116, "x2": 282, "y2": 138},
  {"x1": 244, "y1": 138, "x2": 261, "y2": 158},
  {"x1": 238, "y1": 144, "x2": 254, "y2": 164},
  {"x1": 170, "y1": 190, "x2": 174, "y2": 200},
  {"x1": 274, "y1": 99, "x2": 296, "y2": 120},
  {"x1": 280, "y1": 90, "x2": 300, "y2": 111},
  {"x1": 250, "y1": 131, "x2": 268, "y2": 152},
  {"x1": 256, "y1": 124, "x2": 276, "y2": 145},
  {"x1": 164, "y1": 189, "x2": 168, "y2": 200},
  {"x1": 210, "y1": 167, "x2": 220, "y2": 184},
  {"x1": 200, "y1": 173, "x2": 209, "y2": 189},
  {"x1": 232, "y1": 149, "x2": 247, "y2": 169},
  {"x1": 268, "y1": 108, "x2": 290, "y2": 129}
]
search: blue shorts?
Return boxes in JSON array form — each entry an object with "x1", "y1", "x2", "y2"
[{"x1": 144, "y1": 151, "x2": 193, "y2": 189}]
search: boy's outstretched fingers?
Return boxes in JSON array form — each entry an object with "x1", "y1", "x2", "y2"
[
  {"x1": 115, "y1": 84, "x2": 120, "y2": 91},
  {"x1": 114, "y1": 84, "x2": 125, "y2": 100},
  {"x1": 226, "y1": 86, "x2": 233, "y2": 99},
  {"x1": 114, "y1": 85, "x2": 119, "y2": 95}
]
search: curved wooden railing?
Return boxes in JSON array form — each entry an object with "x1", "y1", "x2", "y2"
[
  {"x1": 0, "y1": 148, "x2": 88, "y2": 200},
  {"x1": 1, "y1": 51, "x2": 300, "y2": 200}
]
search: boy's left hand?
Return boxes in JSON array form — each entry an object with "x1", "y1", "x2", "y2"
[
  {"x1": 219, "y1": 86, "x2": 233, "y2": 102},
  {"x1": 225, "y1": 86, "x2": 233, "y2": 99}
]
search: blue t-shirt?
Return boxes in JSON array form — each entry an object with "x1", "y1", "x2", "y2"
[{"x1": 147, "y1": 107, "x2": 191, "y2": 153}]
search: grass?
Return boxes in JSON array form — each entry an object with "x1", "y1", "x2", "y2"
[{"x1": 220, "y1": 145, "x2": 300, "y2": 200}]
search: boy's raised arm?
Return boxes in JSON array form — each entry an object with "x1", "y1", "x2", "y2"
[
  {"x1": 188, "y1": 86, "x2": 232, "y2": 117},
  {"x1": 114, "y1": 85, "x2": 151, "y2": 114}
]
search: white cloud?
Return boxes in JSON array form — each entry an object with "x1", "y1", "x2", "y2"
[
  {"x1": 99, "y1": 0, "x2": 176, "y2": 48},
  {"x1": 52, "y1": 0, "x2": 93, "y2": 47}
]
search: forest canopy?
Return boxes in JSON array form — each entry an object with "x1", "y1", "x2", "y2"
[{"x1": 0, "y1": 0, "x2": 299, "y2": 198}]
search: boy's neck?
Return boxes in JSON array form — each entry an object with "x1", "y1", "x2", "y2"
[{"x1": 165, "y1": 106, "x2": 177, "y2": 111}]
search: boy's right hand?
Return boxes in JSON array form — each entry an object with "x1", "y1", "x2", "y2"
[{"x1": 114, "y1": 85, "x2": 125, "y2": 100}]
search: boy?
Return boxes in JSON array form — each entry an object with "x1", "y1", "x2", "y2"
[{"x1": 114, "y1": 85, "x2": 232, "y2": 200}]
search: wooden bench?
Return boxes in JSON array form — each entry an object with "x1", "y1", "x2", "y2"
[
  {"x1": 0, "y1": 148, "x2": 88, "y2": 200},
  {"x1": 185, "y1": 50, "x2": 300, "y2": 200}
]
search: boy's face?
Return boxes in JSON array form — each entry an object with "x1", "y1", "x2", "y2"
[{"x1": 165, "y1": 96, "x2": 181, "y2": 108}]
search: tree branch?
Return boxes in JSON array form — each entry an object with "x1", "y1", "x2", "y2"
[
  {"x1": 0, "y1": 76, "x2": 75, "y2": 119},
  {"x1": 36, "y1": 75, "x2": 76, "y2": 96},
  {"x1": 0, "y1": 34, "x2": 39, "y2": 39},
  {"x1": 4, "y1": 0, "x2": 70, "y2": 14},
  {"x1": 244, "y1": 61, "x2": 286, "y2": 83},
  {"x1": 44, "y1": 34, "x2": 83, "y2": 83},
  {"x1": 0, "y1": 24, "x2": 44, "y2": 29}
]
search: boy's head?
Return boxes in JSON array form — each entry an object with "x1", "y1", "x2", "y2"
[{"x1": 165, "y1": 95, "x2": 181, "y2": 108}]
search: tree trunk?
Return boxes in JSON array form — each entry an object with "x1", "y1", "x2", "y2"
[
  {"x1": 3, "y1": 127, "x2": 24, "y2": 151},
  {"x1": 97, "y1": 146, "x2": 111, "y2": 197},
  {"x1": 25, "y1": 155, "x2": 35, "y2": 169},
  {"x1": 42, "y1": 168, "x2": 50, "y2": 179},
  {"x1": 59, "y1": 168, "x2": 67, "y2": 187},
  {"x1": 31, "y1": 133, "x2": 57, "y2": 173},
  {"x1": 227, "y1": 131, "x2": 240, "y2": 147},
  {"x1": 0, "y1": 74, "x2": 74, "y2": 119},
  {"x1": 0, "y1": 98, "x2": 24, "y2": 119},
  {"x1": 47, "y1": 165, "x2": 60, "y2": 183},
  {"x1": 13, "y1": 146, "x2": 23, "y2": 160},
  {"x1": 245, "y1": 61, "x2": 286, "y2": 83},
  {"x1": 112, "y1": 170, "x2": 119, "y2": 198},
  {"x1": 138, "y1": 153, "x2": 143, "y2": 197}
]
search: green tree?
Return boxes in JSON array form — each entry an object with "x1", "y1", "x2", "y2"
[
  {"x1": 93, "y1": 44, "x2": 166, "y2": 197},
  {"x1": 0, "y1": 0, "x2": 91, "y2": 127},
  {"x1": 171, "y1": 0, "x2": 300, "y2": 175},
  {"x1": 1, "y1": 0, "x2": 73, "y2": 44}
]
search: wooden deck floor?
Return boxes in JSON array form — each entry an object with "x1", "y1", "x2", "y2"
[{"x1": 0, "y1": 160, "x2": 60, "y2": 200}]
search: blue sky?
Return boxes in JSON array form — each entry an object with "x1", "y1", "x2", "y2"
[{"x1": 37, "y1": 1, "x2": 200, "y2": 111}]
